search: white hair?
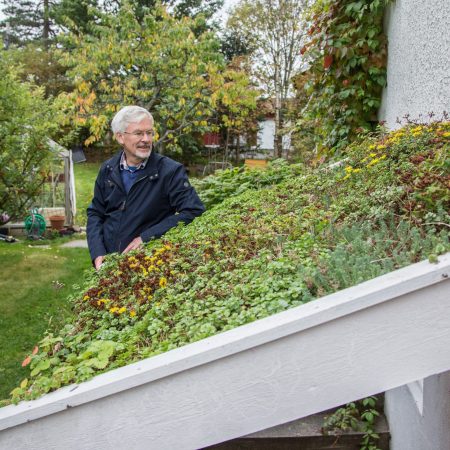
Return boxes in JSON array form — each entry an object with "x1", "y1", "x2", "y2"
[{"x1": 111, "y1": 106, "x2": 154, "y2": 133}]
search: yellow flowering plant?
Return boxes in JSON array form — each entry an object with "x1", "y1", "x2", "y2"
[{"x1": 9, "y1": 122, "x2": 449, "y2": 405}]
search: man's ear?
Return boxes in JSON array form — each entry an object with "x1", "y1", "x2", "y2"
[{"x1": 115, "y1": 132, "x2": 124, "y2": 145}]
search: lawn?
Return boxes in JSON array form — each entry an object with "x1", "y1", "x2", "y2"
[
  {"x1": 73, "y1": 162, "x2": 100, "y2": 226},
  {"x1": 0, "y1": 162, "x2": 98, "y2": 399},
  {"x1": 0, "y1": 239, "x2": 91, "y2": 400}
]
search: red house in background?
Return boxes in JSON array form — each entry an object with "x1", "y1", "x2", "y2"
[{"x1": 202, "y1": 132, "x2": 220, "y2": 147}]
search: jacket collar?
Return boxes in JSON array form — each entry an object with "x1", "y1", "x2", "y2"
[{"x1": 106, "y1": 150, "x2": 161, "y2": 191}]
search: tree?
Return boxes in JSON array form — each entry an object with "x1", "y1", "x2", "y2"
[
  {"x1": 5, "y1": 44, "x2": 72, "y2": 98},
  {"x1": 125, "y1": 0, "x2": 223, "y2": 21},
  {"x1": 102, "y1": 0, "x2": 223, "y2": 32},
  {"x1": 215, "y1": 56, "x2": 260, "y2": 161},
  {"x1": 58, "y1": 3, "x2": 256, "y2": 156},
  {"x1": 227, "y1": 0, "x2": 307, "y2": 157},
  {"x1": 50, "y1": 0, "x2": 102, "y2": 35},
  {"x1": 0, "y1": 54, "x2": 57, "y2": 224},
  {"x1": 0, "y1": 0, "x2": 55, "y2": 48},
  {"x1": 219, "y1": 28, "x2": 253, "y2": 62}
]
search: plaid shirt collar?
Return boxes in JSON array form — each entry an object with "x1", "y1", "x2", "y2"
[{"x1": 119, "y1": 151, "x2": 148, "y2": 172}]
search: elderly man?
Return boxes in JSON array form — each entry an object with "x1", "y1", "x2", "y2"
[{"x1": 87, "y1": 105, "x2": 205, "y2": 269}]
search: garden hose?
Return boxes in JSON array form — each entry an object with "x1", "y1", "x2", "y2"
[{"x1": 24, "y1": 208, "x2": 46, "y2": 239}]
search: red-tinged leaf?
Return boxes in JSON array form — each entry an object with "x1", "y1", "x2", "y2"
[
  {"x1": 22, "y1": 356, "x2": 31, "y2": 367},
  {"x1": 32, "y1": 346, "x2": 39, "y2": 355},
  {"x1": 323, "y1": 54, "x2": 333, "y2": 70}
]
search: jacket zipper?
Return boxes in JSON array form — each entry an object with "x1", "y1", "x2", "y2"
[{"x1": 116, "y1": 174, "x2": 152, "y2": 251}]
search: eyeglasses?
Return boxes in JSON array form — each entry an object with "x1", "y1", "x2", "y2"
[{"x1": 122, "y1": 130, "x2": 155, "y2": 138}]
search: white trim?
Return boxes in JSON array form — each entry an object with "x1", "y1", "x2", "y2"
[
  {"x1": 407, "y1": 380, "x2": 424, "y2": 415},
  {"x1": 0, "y1": 253, "x2": 449, "y2": 449}
]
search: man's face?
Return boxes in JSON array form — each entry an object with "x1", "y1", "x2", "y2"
[{"x1": 116, "y1": 117, "x2": 154, "y2": 163}]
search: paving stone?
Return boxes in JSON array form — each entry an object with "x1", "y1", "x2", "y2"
[{"x1": 60, "y1": 239, "x2": 88, "y2": 248}]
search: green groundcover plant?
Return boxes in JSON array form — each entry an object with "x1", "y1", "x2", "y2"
[{"x1": 5, "y1": 122, "x2": 450, "y2": 405}]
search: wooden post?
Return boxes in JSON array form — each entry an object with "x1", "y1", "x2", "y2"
[{"x1": 64, "y1": 152, "x2": 74, "y2": 227}]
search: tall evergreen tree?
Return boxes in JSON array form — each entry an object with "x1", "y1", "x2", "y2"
[
  {"x1": 50, "y1": 0, "x2": 101, "y2": 35},
  {"x1": 0, "y1": 0, "x2": 55, "y2": 48},
  {"x1": 120, "y1": 0, "x2": 223, "y2": 29}
]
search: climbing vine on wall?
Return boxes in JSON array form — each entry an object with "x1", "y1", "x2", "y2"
[{"x1": 296, "y1": 0, "x2": 390, "y2": 155}]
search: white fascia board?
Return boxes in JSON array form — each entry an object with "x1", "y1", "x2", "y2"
[{"x1": 0, "y1": 253, "x2": 449, "y2": 438}]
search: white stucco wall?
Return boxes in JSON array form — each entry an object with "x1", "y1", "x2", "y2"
[
  {"x1": 378, "y1": 0, "x2": 450, "y2": 128},
  {"x1": 380, "y1": 2, "x2": 450, "y2": 447},
  {"x1": 385, "y1": 371, "x2": 450, "y2": 450}
]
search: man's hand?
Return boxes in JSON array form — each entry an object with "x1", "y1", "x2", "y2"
[
  {"x1": 94, "y1": 255, "x2": 105, "y2": 270},
  {"x1": 123, "y1": 237, "x2": 143, "y2": 254}
]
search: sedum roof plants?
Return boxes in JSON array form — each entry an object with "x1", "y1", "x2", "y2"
[{"x1": 7, "y1": 122, "x2": 450, "y2": 404}]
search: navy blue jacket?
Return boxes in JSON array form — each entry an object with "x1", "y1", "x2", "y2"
[{"x1": 87, "y1": 151, "x2": 205, "y2": 261}]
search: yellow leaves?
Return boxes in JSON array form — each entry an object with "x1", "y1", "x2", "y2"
[
  {"x1": 84, "y1": 91, "x2": 96, "y2": 108},
  {"x1": 78, "y1": 81, "x2": 91, "y2": 94},
  {"x1": 96, "y1": 299, "x2": 109, "y2": 306},
  {"x1": 109, "y1": 305, "x2": 127, "y2": 314},
  {"x1": 84, "y1": 135, "x2": 97, "y2": 146},
  {"x1": 57, "y1": 5, "x2": 256, "y2": 148},
  {"x1": 367, "y1": 154, "x2": 387, "y2": 167}
]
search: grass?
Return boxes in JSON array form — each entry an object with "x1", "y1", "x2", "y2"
[
  {"x1": 73, "y1": 162, "x2": 100, "y2": 226},
  {"x1": 0, "y1": 238, "x2": 91, "y2": 399},
  {"x1": 0, "y1": 162, "x2": 98, "y2": 399}
]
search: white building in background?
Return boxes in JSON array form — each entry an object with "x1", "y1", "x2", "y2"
[{"x1": 256, "y1": 117, "x2": 291, "y2": 154}]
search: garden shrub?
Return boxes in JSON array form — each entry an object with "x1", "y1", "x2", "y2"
[
  {"x1": 7, "y1": 122, "x2": 450, "y2": 404},
  {"x1": 192, "y1": 158, "x2": 302, "y2": 209},
  {"x1": 0, "y1": 54, "x2": 57, "y2": 224},
  {"x1": 295, "y1": 0, "x2": 390, "y2": 154}
]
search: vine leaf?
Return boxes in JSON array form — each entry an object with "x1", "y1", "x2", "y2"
[
  {"x1": 323, "y1": 54, "x2": 333, "y2": 69},
  {"x1": 21, "y1": 356, "x2": 31, "y2": 367}
]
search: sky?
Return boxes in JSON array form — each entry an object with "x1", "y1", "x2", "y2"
[
  {"x1": 0, "y1": 0, "x2": 243, "y2": 19},
  {"x1": 214, "y1": 0, "x2": 241, "y2": 26}
]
